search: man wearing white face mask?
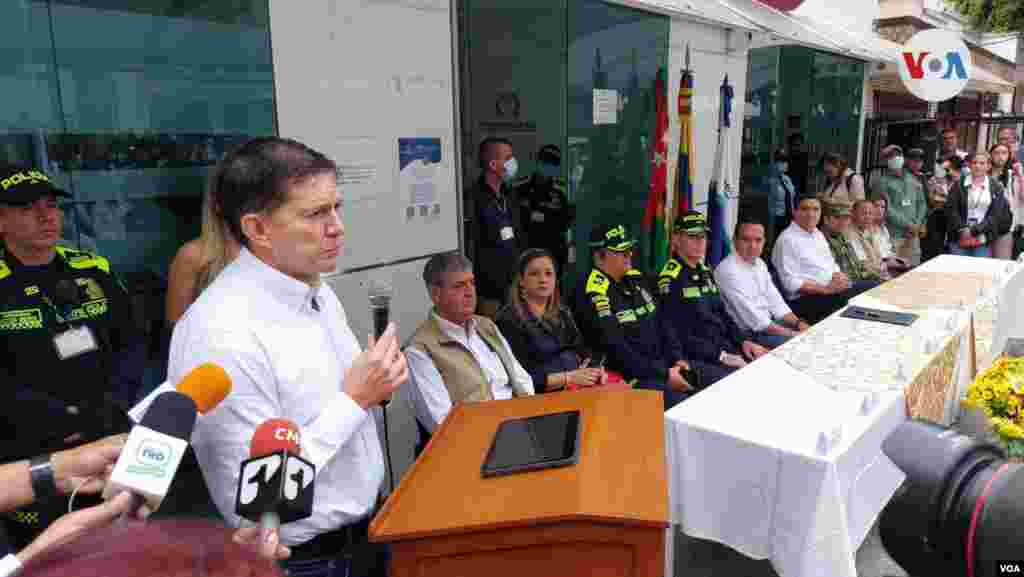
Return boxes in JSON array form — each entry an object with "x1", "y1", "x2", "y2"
[
  {"x1": 878, "y1": 144, "x2": 927, "y2": 265},
  {"x1": 465, "y1": 137, "x2": 523, "y2": 318}
]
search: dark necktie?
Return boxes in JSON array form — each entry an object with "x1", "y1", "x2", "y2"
[{"x1": 311, "y1": 297, "x2": 320, "y2": 312}]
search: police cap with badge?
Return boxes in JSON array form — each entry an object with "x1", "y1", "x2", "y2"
[
  {"x1": 672, "y1": 210, "x2": 710, "y2": 237},
  {"x1": 589, "y1": 223, "x2": 637, "y2": 252},
  {"x1": 0, "y1": 163, "x2": 71, "y2": 206}
]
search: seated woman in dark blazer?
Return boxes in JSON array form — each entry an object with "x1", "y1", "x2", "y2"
[{"x1": 496, "y1": 249, "x2": 604, "y2": 393}]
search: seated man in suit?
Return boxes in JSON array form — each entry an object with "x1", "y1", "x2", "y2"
[
  {"x1": 772, "y1": 193, "x2": 872, "y2": 324},
  {"x1": 406, "y1": 252, "x2": 534, "y2": 432}
]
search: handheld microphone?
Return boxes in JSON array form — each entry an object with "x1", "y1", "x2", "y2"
[
  {"x1": 128, "y1": 363, "x2": 233, "y2": 422},
  {"x1": 235, "y1": 419, "x2": 315, "y2": 535},
  {"x1": 103, "y1": 391, "x2": 198, "y2": 514},
  {"x1": 368, "y1": 280, "x2": 392, "y2": 340},
  {"x1": 369, "y1": 280, "x2": 393, "y2": 409}
]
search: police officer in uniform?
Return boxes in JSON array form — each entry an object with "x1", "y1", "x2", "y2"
[
  {"x1": 516, "y1": 145, "x2": 571, "y2": 271},
  {"x1": 574, "y1": 224, "x2": 693, "y2": 409},
  {"x1": 0, "y1": 163, "x2": 140, "y2": 549},
  {"x1": 658, "y1": 211, "x2": 769, "y2": 385}
]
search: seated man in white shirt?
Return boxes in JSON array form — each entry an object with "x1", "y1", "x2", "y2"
[
  {"x1": 166, "y1": 137, "x2": 407, "y2": 577},
  {"x1": 771, "y1": 193, "x2": 872, "y2": 324},
  {"x1": 715, "y1": 220, "x2": 809, "y2": 349},
  {"x1": 406, "y1": 252, "x2": 534, "y2": 433}
]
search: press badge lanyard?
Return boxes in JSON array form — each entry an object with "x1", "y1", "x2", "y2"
[
  {"x1": 39, "y1": 292, "x2": 74, "y2": 327},
  {"x1": 39, "y1": 287, "x2": 99, "y2": 361}
]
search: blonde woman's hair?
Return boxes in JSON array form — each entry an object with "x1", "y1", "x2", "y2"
[
  {"x1": 193, "y1": 173, "x2": 234, "y2": 298},
  {"x1": 507, "y1": 249, "x2": 562, "y2": 323}
]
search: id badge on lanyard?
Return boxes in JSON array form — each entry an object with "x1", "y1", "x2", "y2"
[
  {"x1": 42, "y1": 290, "x2": 99, "y2": 360},
  {"x1": 54, "y1": 325, "x2": 99, "y2": 360}
]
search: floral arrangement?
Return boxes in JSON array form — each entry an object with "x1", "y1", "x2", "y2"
[{"x1": 963, "y1": 356, "x2": 1024, "y2": 460}]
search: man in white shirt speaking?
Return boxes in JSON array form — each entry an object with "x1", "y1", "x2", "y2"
[
  {"x1": 406, "y1": 252, "x2": 533, "y2": 435},
  {"x1": 166, "y1": 137, "x2": 408, "y2": 577},
  {"x1": 715, "y1": 220, "x2": 809, "y2": 349},
  {"x1": 771, "y1": 192, "x2": 871, "y2": 324}
]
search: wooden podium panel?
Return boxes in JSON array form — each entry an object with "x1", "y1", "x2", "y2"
[{"x1": 370, "y1": 389, "x2": 668, "y2": 577}]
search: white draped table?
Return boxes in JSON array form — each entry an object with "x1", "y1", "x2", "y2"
[{"x1": 663, "y1": 255, "x2": 1023, "y2": 577}]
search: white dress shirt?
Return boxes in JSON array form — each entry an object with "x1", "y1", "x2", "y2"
[
  {"x1": 771, "y1": 222, "x2": 840, "y2": 300},
  {"x1": 714, "y1": 253, "x2": 792, "y2": 333},
  {"x1": 966, "y1": 176, "x2": 992, "y2": 226},
  {"x1": 406, "y1": 312, "x2": 533, "y2": 432},
  {"x1": 167, "y1": 248, "x2": 383, "y2": 546}
]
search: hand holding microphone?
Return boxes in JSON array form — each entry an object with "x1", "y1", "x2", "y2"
[
  {"x1": 102, "y1": 363, "x2": 232, "y2": 516},
  {"x1": 343, "y1": 323, "x2": 408, "y2": 409}
]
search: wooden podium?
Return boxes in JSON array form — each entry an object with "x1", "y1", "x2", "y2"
[{"x1": 369, "y1": 389, "x2": 669, "y2": 577}]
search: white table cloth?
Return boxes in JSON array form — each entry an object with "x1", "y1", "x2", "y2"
[{"x1": 665, "y1": 355, "x2": 906, "y2": 577}]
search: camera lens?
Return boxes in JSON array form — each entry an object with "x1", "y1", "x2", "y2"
[{"x1": 880, "y1": 420, "x2": 1024, "y2": 577}]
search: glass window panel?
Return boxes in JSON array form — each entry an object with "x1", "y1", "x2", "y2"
[
  {"x1": 0, "y1": 2, "x2": 63, "y2": 165},
  {"x1": 45, "y1": 0, "x2": 275, "y2": 279},
  {"x1": 566, "y1": 0, "x2": 668, "y2": 290}
]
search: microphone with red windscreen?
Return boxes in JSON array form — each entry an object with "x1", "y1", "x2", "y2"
[{"x1": 234, "y1": 419, "x2": 316, "y2": 536}]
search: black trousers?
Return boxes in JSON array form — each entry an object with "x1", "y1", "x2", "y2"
[
  {"x1": 921, "y1": 210, "x2": 947, "y2": 264},
  {"x1": 787, "y1": 280, "x2": 879, "y2": 325}
]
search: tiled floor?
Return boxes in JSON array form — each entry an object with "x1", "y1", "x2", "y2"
[{"x1": 671, "y1": 524, "x2": 909, "y2": 577}]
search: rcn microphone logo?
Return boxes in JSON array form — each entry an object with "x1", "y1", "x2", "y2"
[
  {"x1": 128, "y1": 440, "x2": 173, "y2": 477},
  {"x1": 898, "y1": 29, "x2": 971, "y2": 103}
]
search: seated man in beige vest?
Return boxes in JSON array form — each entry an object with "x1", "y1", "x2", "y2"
[{"x1": 406, "y1": 252, "x2": 534, "y2": 432}]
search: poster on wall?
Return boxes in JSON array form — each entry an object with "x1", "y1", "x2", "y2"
[
  {"x1": 593, "y1": 89, "x2": 619, "y2": 125},
  {"x1": 398, "y1": 137, "x2": 443, "y2": 222}
]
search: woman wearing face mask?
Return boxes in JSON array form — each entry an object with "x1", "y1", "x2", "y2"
[
  {"x1": 820, "y1": 152, "x2": 866, "y2": 206},
  {"x1": 945, "y1": 152, "x2": 1012, "y2": 258},
  {"x1": 988, "y1": 143, "x2": 1024, "y2": 259},
  {"x1": 495, "y1": 249, "x2": 605, "y2": 393},
  {"x1": 767, "y1": 149, "x2": 797, "y2": 243}
]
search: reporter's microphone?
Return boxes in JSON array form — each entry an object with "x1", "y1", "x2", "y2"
[
  {"x1": 235, "y1": 419, "x2": 315, "y2": 536},
  {"x1": 175, "y1": 363, "x2": 232, "y2": 414},
  {"x1": 103, "y1": 391, "x2": 197, "y2": 514}
]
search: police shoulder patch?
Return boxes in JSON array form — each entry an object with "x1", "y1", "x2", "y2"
[
  {"x1": 659, "y1": 258, "x2": 682, "y2": 281},
  {"x1": 585, "y1": 269, "x2": 609, "y2": 295},
  {"x1": 56, "y1": 246, "x2": 111, "y2": 274},
  {"x1": 0, "y1": 258, "x2": 9, "y2": 281}
]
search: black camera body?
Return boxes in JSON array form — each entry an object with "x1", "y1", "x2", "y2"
[{"x1": 880, "y1": 420, "x2": 1024, "y2": 577}]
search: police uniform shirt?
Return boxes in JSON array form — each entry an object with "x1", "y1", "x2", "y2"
[
  {"x1": 516, "y1": 175, "x2": 570, "y2": 261},
  {"x1": 167, "y1": 247, "x2": 384, "y2": 546},
  {"x1": 575, "y1": 268, "x2": 671, "y2": 384},
  {"x1": 0, "y1": 245, "x2": 139, "y2": 460},
  {"x1": 658, "y1": 256, "x2": 745, "y2": 364}
]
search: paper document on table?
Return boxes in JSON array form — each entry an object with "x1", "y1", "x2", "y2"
[{"x1": 772, "y1": 315, "x2": 919, "y2": 394}]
